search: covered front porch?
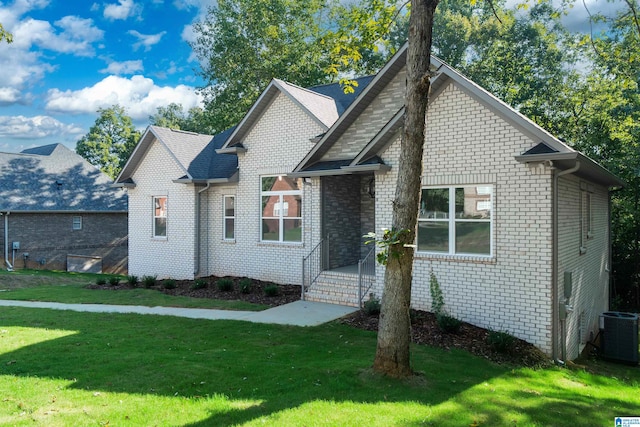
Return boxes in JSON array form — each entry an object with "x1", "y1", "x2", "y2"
[{"x1": 302, "y1": 174, "x2": 377, "y2": 307}]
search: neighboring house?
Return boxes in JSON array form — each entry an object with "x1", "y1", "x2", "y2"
[
  {"x1": 0, "y1": 144, "x2": 128, "y2": 273},
  {"x1": 115, "y1": 45, "x2": 623, "y2": 361}
]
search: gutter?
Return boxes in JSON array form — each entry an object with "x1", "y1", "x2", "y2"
[
  {"x1": 552, "y1": 160, "x2": 581, "y2": 363},
  {"x1": 3, "y1": 212, "x2": 12, "y2": 271}
]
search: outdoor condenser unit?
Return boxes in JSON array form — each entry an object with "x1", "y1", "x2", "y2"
[{"x1": 599, "y1": 312, "x2": 639, "y2": 365}]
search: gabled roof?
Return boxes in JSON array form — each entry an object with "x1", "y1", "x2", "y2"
[
  {"x1": 220, "y1": 78, "x2": 371, "y2": 151},
  {"x1": 115, "y1": 126, "x2": 238, "y2": 186},
  {"x1": 292, "y1": 42, "x2": 623, "y2": 187},
  {"x1": 0, "y1": 144, "x2": 127, "y2": 212}
]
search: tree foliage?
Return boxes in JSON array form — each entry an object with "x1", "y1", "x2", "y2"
[
  {"x1": 149, "y1": 103, "x2": 211, "y2": 134},
  {"x1": 0, "y1": 23, "x2": 12, "y2": 44},
  {"x1": 76, "y1": 105, "x2": 141, "y2": 179},
  {"x1": 190, "y1": 0, "x2": 405, "y2": 133}
]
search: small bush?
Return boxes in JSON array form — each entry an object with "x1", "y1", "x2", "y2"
[
  {"x1": 95, "y1": 277, "x2": 107, "y2": 286},
  {"x1": 162, "y1": 279, "x2": 177, "y2": 289},
  {"x1": 127, "y1": 275, "x2": 138, "y2": 286},
  {"x1": 264, "y1": 283, "x2": 279, "y2": 297},
  {"x1": 363, "y1": 295, "x2": 381, "y2": 316},
  {"x1": 437, "y1": 313, "x2": 462, "y2": 333},
  {"x1": 217, "y1": 278, "x2": 234, "y2": 292},
  {"x1": 487, "y1": 329, "x2": 516, "y2": 354},
  {"x1": 141, "y1": 275, "x2": 156, "y2": 288},
  {"x1": 192, "y1": 279, "x2": 208, "y2": 290},
  {"x1": 108, "y1": 276, "x2": 121, "y2": 286},
  {"x1": 239, "y1": 278, "x2": 252, "y2": 294}
]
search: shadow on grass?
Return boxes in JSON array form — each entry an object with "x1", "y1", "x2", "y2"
[{"x1": 0, "y1": 307, "x2": 638, "y2": 426}]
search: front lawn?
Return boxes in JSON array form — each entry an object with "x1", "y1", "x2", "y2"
[{"x1": 0, "y1": 307, "x2": 639, "y2": 426}]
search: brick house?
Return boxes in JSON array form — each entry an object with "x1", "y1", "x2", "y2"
[
  {"x1": 0, "y1": 144, "x2": 128, "y2": 273},
  {"x1": 115, "y1": 45, "x2": 622, "y2": 361}
]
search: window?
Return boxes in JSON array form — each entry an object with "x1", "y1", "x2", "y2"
[
  {"x1": 153, "y1": 196, "x2": 167, "y2": 238},
  {"x1": 580, "y1": 183, "x2": 592, "y2": 253},
  {"x1": 72, "y1": 216, "x2": 82, "y2": 230},
  {"x1": 223, "y1": 195, "x2": 235, "y2": 240},
  {"x1": 417, "y1": 185, "x2": 492, "y2": 256},
  {"x1": 261, "y1": 176, "x2": 302, "y2": 242}
]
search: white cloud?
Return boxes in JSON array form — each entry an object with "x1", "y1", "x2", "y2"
[
  {"x1": 103, "y1": 0, "x2": 140, "y2": 20},
  {"x1": 100, "y1": 59, "x2": 144, "y2": 74},
  {"x1": 128, "y1": 29, "x2": 166, "y2": 52},
  {"x1": 0, "y1": 115, "x2": 84, "y2": 139},
  {"x1": 44, "y1": 75, "x2": 203, "y2": 121},
  {"x1": 0, "y1": 88, "x2": 23, "y2": 104}
]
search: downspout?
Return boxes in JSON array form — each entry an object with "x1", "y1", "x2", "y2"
[
  {"x1": 553, "y1": 160, "x2": 580, "y2": 364},
  {"x1": 194, "y1": 183, "x2": 211, "y2": 277},
  {"x1": 3, "y1": 212, "x2": 13, "y2": 271}
]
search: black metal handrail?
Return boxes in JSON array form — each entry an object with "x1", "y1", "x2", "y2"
[
  {"x1": 358, "y1": 246, "x2": 376, "y2": 307},
  {"x1": 301, "y1": 235, "x2": 328, "y2": 300}
]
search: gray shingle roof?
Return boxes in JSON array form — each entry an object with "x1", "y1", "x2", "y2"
[{"x1": 0, "y1": 144, "x2": 127, "y2": 212}]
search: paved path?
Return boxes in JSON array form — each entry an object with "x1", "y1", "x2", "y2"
[{"x1": 0, "y1": 299, "x2": 359, "y2": 327}]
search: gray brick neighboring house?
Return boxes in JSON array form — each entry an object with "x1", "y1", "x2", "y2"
[
  {"x1": 116, "y1": 43, "x2": 624, "y2": 361},
  {"x1": 0, "y1": 143, "x2": 128, "y2": 273}
]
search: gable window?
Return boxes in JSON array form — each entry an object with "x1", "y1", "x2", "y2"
[
  {"x1": 224, "y1": 195, "x2": 235, "y2": 240},
  {"x1": 417, "y1": 185, "x2": 493, "y2": 256},
  {"x1": 261, "y1": 176, "x2": 302, "y2": 242},
  {"x1": 153, "y1": 196, "x2": 167, "y2": 238},
  {"x1": 72, "y1": 216, "x2": 82, "y2": 230}
]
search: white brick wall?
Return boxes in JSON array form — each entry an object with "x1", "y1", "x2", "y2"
[
  {"x1": 199, "y1": 92, "x2": 325, "y2": 285},
  {"x1": 557, "y1": 175, "x2": 609, "y2": 360},
  {"x1": 375, "y1": 81, "x2": 555, "y2": 354},
  {"x1": 128, "y1": 139, "x2": 197, "y2": 280}
]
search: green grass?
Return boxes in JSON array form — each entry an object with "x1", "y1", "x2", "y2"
[
  {"x1": 0, "y1": 269, "x2": 267, "y2": 311},
  {"x1": 0, "y1": 307, "x2": 639, "y2": 426}
]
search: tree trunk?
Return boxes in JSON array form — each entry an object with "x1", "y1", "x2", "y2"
[{"x1": 373, "y1": 0, "x2": 439, "y2": 378}]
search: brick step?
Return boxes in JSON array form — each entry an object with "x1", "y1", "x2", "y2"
[{"x1": 304, "y1": 291, "x2": 360, "y2": 307}]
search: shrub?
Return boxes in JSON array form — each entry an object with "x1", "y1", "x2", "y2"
[
  {"x1": 108, "y1": 276, "x2": 121, "y2": 286},
  {"x1": 127, "y1": 275, "x2": 138, "y2": 286},
  {"x1": 264, "y1": 283, "x2": 279, "y2": 297},
  {"x1": 437, "y1": 313, "x2": 462, "y2": 333},
  {"x1": 141, "y1": 275, "x2": 156, "y2": 288},
  {"x1": 239, "y1": 278, "x2": 252, "y2": 294},
  {"x1": 95, "y1": 277, "x2": 107, "y2": 286},
  {"x1": 363, "y1": 294, "x2": 381, "y2": 316},
  {"x1": 192, "y1": 279, "x2": 208, "y2": 290},
  {"x1": 429, "y1": 268, "x2": 445, "y2": 316},
  {"x1": 487, "y1": 329, "x2": 516, "y2": 354},
  {"x1": 217, "y1": 278, "x2": 234, "y2": 292},
  {"x1": 162, "y1": 279, "x2": 177, "y2": 289}
]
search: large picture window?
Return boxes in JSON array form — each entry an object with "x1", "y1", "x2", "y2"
[
  {"x1": 418, "y1": 185, "x2": 492, "y2": 256},
  {"x1": 153, "y1": 196, "x2": 167, "y2": 238},
  {"x1": 224, "y1": 195, "x2": 235, "y2": 240},
  {"x1": 261, "y1": 176, "x2": 302, "y2": 242}
]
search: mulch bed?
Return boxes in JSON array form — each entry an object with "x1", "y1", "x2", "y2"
[{"x1": 88, "y1": 275, "x2": 551, "y2": 367}]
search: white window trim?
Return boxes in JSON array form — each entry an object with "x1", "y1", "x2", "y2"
[
  {"x1": 260, "y1": 176, "x2": 302, "y2": 243},
  {"x1": 72, "y1": 216, "x2": 82, "y2": 231},
  {"x1": 417, "y1": 185, "x2": 494, "y2": 257},
  {"x1": 153, "y1": 195, "x2": 168, "y2": 239},
  {"x1": 223, "y1": 195, "x2": 235, "y2": 241}
]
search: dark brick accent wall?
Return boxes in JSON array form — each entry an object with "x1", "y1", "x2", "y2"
[
  {"x1": 360, "y1": 175, "x2": 376, "y2": 258},
  {"x1": 322, "y1": 175, "x2": 375, "y2": 269},
  {"x1": 0, "y1": 212, "x2": 128, "y2": 274}
]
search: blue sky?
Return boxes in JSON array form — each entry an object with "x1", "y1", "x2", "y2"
[
  {"x1": 0, "y1": 0, "x2": 622, "y2": 154},
  {"x1": 0, "y1": 0, "x2": 214, "y2": 152}
]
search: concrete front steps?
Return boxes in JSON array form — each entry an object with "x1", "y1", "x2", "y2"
[{"x1": 303, "y1": 270, "x2": 374, "y2": 308}]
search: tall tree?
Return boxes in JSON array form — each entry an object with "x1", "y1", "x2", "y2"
[
  {"x1": 373, "y1": 0, "x2": 440, "y2": 378},
  {"x1": 191, "y1": 0, "x2": 337, "y2": 133},
  {"x1": 76, "y1": 105, "x2": 141, "y2": 179}
]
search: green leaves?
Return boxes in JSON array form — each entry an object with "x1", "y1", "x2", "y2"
[{"x1": 75, "y1": 105, "x2": 140, "y2": 179}]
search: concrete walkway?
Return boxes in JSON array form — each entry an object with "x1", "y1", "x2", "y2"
[{"x1": 0, "y1": 299, "x2": 359, "y2": 327}]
